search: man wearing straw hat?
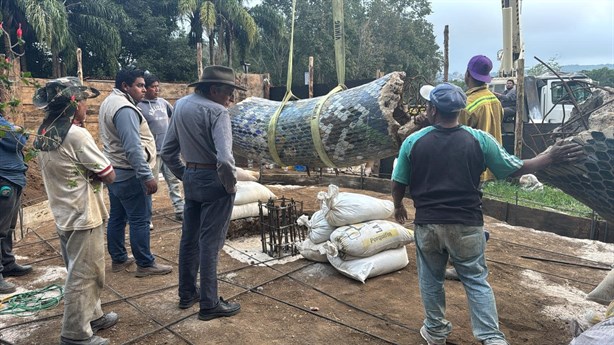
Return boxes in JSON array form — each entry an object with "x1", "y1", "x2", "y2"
[
  {"x1": 161, "y1": 65, "x2": 246, "y2": 320},
  {"x1": 34, "y1": 77, "x2": 118, "y2": 345}
]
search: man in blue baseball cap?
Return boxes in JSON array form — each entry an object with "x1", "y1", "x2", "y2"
[{"x1": 391, "y1": 82, "x2": 583, "y2": 345}]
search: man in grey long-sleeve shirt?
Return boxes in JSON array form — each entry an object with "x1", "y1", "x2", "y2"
[
  {"x1": 99, "y1": 68, "x2": 172, "y2": 278},
  {"x1": 161, "y1": 65, "x2": 244, "y2": 320},
  {"x1": 494, "y1": 79, "x2": 517, "y2": 122}
]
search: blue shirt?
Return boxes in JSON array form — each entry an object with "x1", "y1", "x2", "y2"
[
  {"x1": 392, "y1": 125, "x2": 523, "y2": 225},
  {"x1": 0, "y1": 115, "x2": 28, "y2": 188}
]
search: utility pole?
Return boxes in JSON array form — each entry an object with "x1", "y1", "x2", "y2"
[
  {"x1": 443, "y1": 25, "x2": 449, "y2": 82},
  {"x1": 514, "y1": 58, "x2": 525, "y2": 157}
]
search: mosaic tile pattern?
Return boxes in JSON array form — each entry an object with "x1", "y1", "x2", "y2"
[
  {"x1": 538, "y1": 88, "x2": 614, "y2": 223},
  {"x1": 538, "y1": 129, "x2": 614, "y2": 223},
  {"x1": 229, "y1": 72, "x2": 405, "y2": 168}
]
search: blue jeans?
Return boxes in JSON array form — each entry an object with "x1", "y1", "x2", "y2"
[
  {"x1": 414, "y1": 224, "x2": 507, "y2": 344},
  {"x1": 106, "y1": 176, "x2": 155, "y2": 267},
  {"x1": 178, "y1": 168, "x2": 234, "y2": 309}
]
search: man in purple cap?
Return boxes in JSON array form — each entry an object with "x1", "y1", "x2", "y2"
[
  {"x1": 391, "y1": 82, "x2": 583, "y2": 345},
  {"x1": 460, "y1": 55, "x2": 504, "y2": 182}
]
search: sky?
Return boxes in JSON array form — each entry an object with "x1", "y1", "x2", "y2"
[
  {"x1": 245, "y1": 0, "x2": 614, "y2": 74},
  {"x1": 428, "y1": 0, "x2": 614, "y2": 74}
]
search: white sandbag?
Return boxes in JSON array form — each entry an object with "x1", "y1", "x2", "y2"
[
  {"x1": 236, "y1": 167, "x2": 259, "y2": 182},
  {"x1": 296, "y1": 210, "x2": 336, "y2": 244},
  {"x1": 317, "y1": 184, "x2": 394, "y2": 227},
  {"x1": 297, "y1": 238, "x2": 328, "y2": 262},
  {"x1": 231, "y1": 202, "x2": 267, "y2": 220},
  {"x1": 326, "y1": 220, "x2": 414, "y2": 259},
  {"x1": 327, "y1": 246, "x2": 409, "y2": 283},
  {"x1": 234, "y1": 181, "x2": 276, "y2": 205},
  {"x1": 586, "y1": 268, "x2": 614, "y2": 306}
]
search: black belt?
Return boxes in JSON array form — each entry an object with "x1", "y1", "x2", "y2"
[{"x1": 186, "y1": 162, "x2": 217, "y2": 170}]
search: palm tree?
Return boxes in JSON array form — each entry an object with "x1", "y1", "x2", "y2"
[
  {"x1": 178, "y1": 0, "x2": 257, "y2": 66},
  {"x1": 62, "y1": 0, "x2": 127, "y2": 77},
  {"x1": 0, "y1": 0, "x2": 69, "y2": 76}
]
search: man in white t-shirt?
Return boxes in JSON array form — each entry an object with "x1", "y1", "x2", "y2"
[{"x1": 34, "y1": 77, "x2": 118, "y2": 345}]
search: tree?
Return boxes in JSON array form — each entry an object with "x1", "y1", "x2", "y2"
[
  {"x1": 0, "y1": 0, "x2": 69, "y2": 77},
  {"x1": 583, "y1": 67, "x2": 614, "y2": 87},
  {"x1": 61, "y1": 0, "x2": 127, "y2": 78},
  {"x1": 527, "y1": 57, "x2": 561, "y2": 77},
  {"x1": 179, "y1": 0, "x2": 257, "y2": 66},
  {"x1": 255, "y1": 0, "x2": 440, "y2": 87}
]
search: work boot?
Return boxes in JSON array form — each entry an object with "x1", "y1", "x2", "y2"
[
  {"x1": 0, "y1": 275, "x2": 16, "y2": 294},
  {"x1": 59, "y1": 335, "x2": 109, "y2": 345},
  {"x1": 445, "y1": 267, "x2": 460, "y2": 281},
  {"x1": 135, "y1": 262, "x2": 172, "y2": 277},
  {"x1": 198, "y1": 297, "x2": 240, "y2": 321},
  {"x1": 2, "y1": 263, "x2": 33, "y2": 277},
  {"x1": 90, "y1": 312, "x2": 118, "y2": 333},
  {"x1": 111, "y1": 257, "x2": 135, "y2": 273}
]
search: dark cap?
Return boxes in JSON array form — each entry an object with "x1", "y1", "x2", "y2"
[
  {"x1": 188, "y1": 65, "x2": 247, "y2": 91},
  {"x1": 420, "y1": 83, "x2": 467, "y2": 113},
  {"x1": 467, "y1": 55, "x2": 493, "y2": 83},
  {"x1": 33, "y1": 77, "x2": 100, "y2": 109}
]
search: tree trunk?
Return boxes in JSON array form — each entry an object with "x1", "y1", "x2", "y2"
[
  {"x1": 52, "y1": 50, "x2": 60, "y2": 78},
  {"x1": 208, "y1": 31, "x2": 215, "y2": 65}
]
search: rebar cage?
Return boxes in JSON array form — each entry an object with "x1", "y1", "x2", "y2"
[{"x1": 259, "y1": 197, "x2": 307, "y2": 258}]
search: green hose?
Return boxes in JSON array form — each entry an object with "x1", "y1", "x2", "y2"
[{"x1": 0, "y1": 284, "x2": 64, "y2": 316}]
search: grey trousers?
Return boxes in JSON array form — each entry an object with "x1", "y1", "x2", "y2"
[
  {"x1": 178, "y1": 168, "x2": 234, "y2": 309},
  {"x1": 57, "y1": 225, "x2": 105, "y2": 340}
]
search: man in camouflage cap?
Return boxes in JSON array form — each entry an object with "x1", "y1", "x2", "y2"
[{"x1": 35, "y1": 77, "x2": 119, "y2": 345}]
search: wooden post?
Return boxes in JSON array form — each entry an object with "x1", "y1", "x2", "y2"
[
  {"x1": 308, "y1": 56, "x2": 314, "y2": 98},
  {"x1": 443, "y1": 25, "x2": 449, "y2": 82},
  {"x1": 196, "y1": 42, "x2": 203, "y2": 79},
  {"x1": 76, "y1": 48, "x2": 83, "y2": 84},
  {"x1": 514, "y1": 58, "x2": 525, "y2": 157}
]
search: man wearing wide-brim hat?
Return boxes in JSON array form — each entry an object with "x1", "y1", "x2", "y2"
[
  {"x1": 161, "y1": 65, "x2": 245, "y2": 320},
  {"x1": 34, "y1": 77, "x2": 119, "y2": 345}
]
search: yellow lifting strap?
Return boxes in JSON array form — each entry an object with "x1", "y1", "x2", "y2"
[
  {"x1": 267, "y1": 0, "x2": 297, "y2": 167},
  {"x1": 268, "y1": 0, "x2": 347, "y2": 168},
  {"x1": 309, "y1": 0, "x2": 347, "y2": 168}
]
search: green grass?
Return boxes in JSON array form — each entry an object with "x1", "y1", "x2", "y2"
[{"x1": 482, "y1": 180, "x2": 594, "y2": 218}]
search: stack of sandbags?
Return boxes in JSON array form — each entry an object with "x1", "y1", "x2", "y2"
[
  {"x1": 231, "y1": 181, "x2": 276, "y2": 220},
  {"x1": 299, "y1": 184, "x2": 412, "y2": 283},
  {"x1": 324, "y1": 220, "x2": 413, "y2": 283}
]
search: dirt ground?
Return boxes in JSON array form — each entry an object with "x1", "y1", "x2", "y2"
[{"x1": 0, "y1": 169, "x2": 612, "y2": 345}]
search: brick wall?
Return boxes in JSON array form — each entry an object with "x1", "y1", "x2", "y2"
[{"x1": 13, "y1": 73, "x2": 269, "y2": 145}]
